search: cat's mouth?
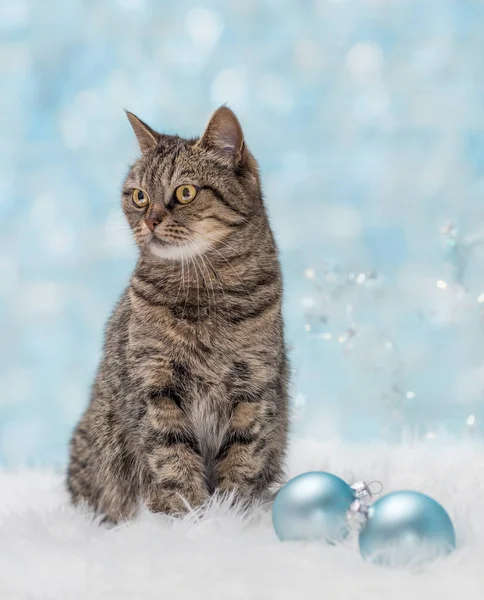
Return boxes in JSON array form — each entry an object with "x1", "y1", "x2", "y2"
[
  {"x1": 150, "y1": 237, "x2": 170, "y2": 247},
  {"x1": 149, "y1": 231, "x2": 185, "y2": 249}
]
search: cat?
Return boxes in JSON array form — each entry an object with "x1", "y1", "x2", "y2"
[{"x1": 67, "y1": 106, "x2": 289, "y2": 523}]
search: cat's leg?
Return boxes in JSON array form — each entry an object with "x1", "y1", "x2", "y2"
[
  {"x1": 68, "y1": 415, "x2": 138, "y2": 524},
  {"x1": 212, "y1": 391, "x2": 287, "y2": 505},
  {"x1": 68, "y1": 419, "x2": 101, "y2": 512},
  {"x1": 141, "y1": 390, "x2": 209, "y2": 515}
]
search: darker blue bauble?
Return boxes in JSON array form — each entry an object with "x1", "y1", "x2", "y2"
[{"x1": 359, "y1": 491, "x2": 456, "y2": 566}]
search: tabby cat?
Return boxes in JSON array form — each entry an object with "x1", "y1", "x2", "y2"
[{"x1": 67, "y1": 106, "x2": 289, "y2": 523}]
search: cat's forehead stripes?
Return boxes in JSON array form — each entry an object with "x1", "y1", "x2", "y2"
[{"x1": 139, "y1": 145, "x2": 188, "y2": 196}]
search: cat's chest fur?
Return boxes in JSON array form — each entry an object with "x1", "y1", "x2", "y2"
[
  {"x1": 182, "y1": 348, "x2": 249, "y2": 457},
  {"x1": 131, "y1": 315, "x2": 236, "y2": 457},
  {"x1": 188, "y1": 388, "x2": 230, "y2": 458}
]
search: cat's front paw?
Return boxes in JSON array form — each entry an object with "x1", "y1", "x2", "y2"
[{"x1": 145, "y1": 486, "x2": 209, "y2": 516}]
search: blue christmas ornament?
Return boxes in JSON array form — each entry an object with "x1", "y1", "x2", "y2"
[
  {"x1": 272, "y1": 471, "x2": 355, "y2": 543},
  {"x1": 358, "y1": 491, "x2": 456, "y2": 566}
]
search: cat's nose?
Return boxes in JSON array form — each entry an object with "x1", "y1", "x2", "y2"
[{"x1": 145, "y1": 216, "x2": 161, "y2": 232}]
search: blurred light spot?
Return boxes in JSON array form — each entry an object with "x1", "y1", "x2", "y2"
[
  {"x1": 186, "y1": 7, "x2": 224, "y2": 46},
  {"x1": 436, "y1": 279, "x2": 447, "y2": 289},
  {"x1": 322, "y1": 332, "x2": 332, "y2": 340},
  {"x1": 304, "y1": 324, "x2": 311, "y2": 332},
  {"x1": 425, "y1": 431, "x2": 437, "y2": 440},
  {"x1": 211, "y1": 67, "x2": 248, "y2": 112},
  {"x1": 61, "y1": 114, "x2": 88, "y2": 150},
  {"x1": 258, "y1": 74, "x2": 293, "y2": 115},
  {"x1": 413, "y1": 40, "x2": 453, "y2": 76},
  {"x1": 294, "y1": 40, "x2": 323, "y2": 71},
  {"x1": 467, "y1": 415, "x2": 476, "y2": 427},
  {"x1": 0, "y1": 368, "x2": 34, "y2": 406},
  {"x1": 105, "y1": 70, "x2": 135, "y2": 106},
  {"x1": 0, "y1": 257, "x2": 19, "y2": 294},
  {"x1": 477, "y1": 293, "x2": 484, "y2": 303},
  {"x1": 30, "y1": 194, "x2": 57, "y2": 224},
  {"x1": 0, "y1": 46, "x2": 30, "y2": 74},
  {"x1": 440, "y1": 222, "x2": 456, "y2": 236},
  {"x1": 406, "y1": 391, "x2": 416, "y2": 399},
  {"x1": 117, "y1": 0, "x2": 144, "y2": 10},
  {"x1": 293, "y1": 393, "x2": 306, "y2": 421},
  {"x1": 346, "y1": 43, "x2": 384, "y2": 81},
  {"x1": 316, "y1": 0, "x2": 349, "y2": 8},
  {"x1": 44, "y1": 226, "x2": 76, "y2": 257},
  {"x1": 61, "y1": 90, "x2": 103, "y2": 150},
  {"x1": 352, "y1": 85, "x2": 389, "y2": 122},
  {"x1": 280, "y1": 151, "x2": 310, "y2": 183},
  {"x1": 104, "y1": 209, "x2": 136, "y2": 257},
  {"x1": 301, "y1": 296, "x2": 315, "y2": 308},
  {"x1": 0, "y1": 420, "x2": 43, "y2": 466},
  {"x1": 319, "y1": 206, "x2": 362, "y2": 239},
  {"x1": 356, "y1": 273, "x2": 366, "y2": 284},
  {"x1": 0, "y1": 174, "x2": 13, "y2": 201},
  {"x1": 19, "y1": 282, "x2": 64, "y2": 320},
  {"x1": 304, "y1": 268, "x2": 315, "y2": 279},
  {"x1": 1, "y1": 0, "x2": 29, "y2": 27},
  {"x1": 454, "y1": 365, "x2": 484, "y2": 405}
]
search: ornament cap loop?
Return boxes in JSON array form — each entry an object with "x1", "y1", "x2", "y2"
[
  {"x1": 368, "y1": 480, "x2": 384, "y2": 496},
  {"x1": 345, "y1": 480, "x2": 384, "y2": 529}
]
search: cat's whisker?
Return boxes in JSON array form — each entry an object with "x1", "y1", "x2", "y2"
[
  {"x1": 180, "y1": 243, "x2": 186, "y2": 310},
  {"x1": 185, "y1": 231, "x2": 254, "y2": 302},
  {"x1": 113, "y1": 223, "x2": 134, "y2": 232},
  {"x1": 197, "y1": 249, "x2": 231, "y2": 319},
  {"x1": 174, "y1": 242, "x2": 185, "y2": 306},
  {"x1": 187, "y1": 243, "x2": 212, "y2": 321},
  {"x1": 183, "y1": 225, "x2": 239, "y2": 255},
  {"x1": 211, "y1": 246, "x2": 255, "y2": 302},
  {"x1": 184, "y1": 236, "x2": 218, "y2": 324},
  {"x1": 170, "y1": 224, "x2": 227, "y2": 321},
  {"x1": 181, "y1": 244, "x2": 191, "y2": 321},
  {"x1": 189, "y1": 248, "x2": 201, "y2": 323},
  {"x1": 205, "y1": 235, "x2": 241, "y2": 256},
  {"x1": 180, "y1": 233, "x2": 231, "y2": 321},
  {"x1": 201, "y1": 234, "x2": 239, "y2": 255},
  {"x1": 240, "y1": 217, "x2": 268, "y2": 237},
  {"x1": 200, "y1": 253, "x2": 220, "y2": 324}
]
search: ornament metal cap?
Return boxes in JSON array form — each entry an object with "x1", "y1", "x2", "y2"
[{"x1": 345, "y1": 480, "x2": 383, "y2": 528}]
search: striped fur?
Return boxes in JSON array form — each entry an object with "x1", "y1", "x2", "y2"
[{"x1": 67, "y1": 107, "x2": 289, "y2": 523}]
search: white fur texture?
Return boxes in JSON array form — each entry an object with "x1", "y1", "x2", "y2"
[
  {"x1": 0, "y1": 439, "x2": 482, "y2": 599},
  {"x1": 149, "y1": 235, "x2": 211, "y2": 260}
]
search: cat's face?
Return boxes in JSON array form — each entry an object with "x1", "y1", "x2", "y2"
[{"x1": 122, "y1": 107, "x2": 261, "y2": 262}]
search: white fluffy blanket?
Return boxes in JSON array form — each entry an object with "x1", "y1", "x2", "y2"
[{"x1": 0, "y1": 440, "x2": 482, "y2": 599}]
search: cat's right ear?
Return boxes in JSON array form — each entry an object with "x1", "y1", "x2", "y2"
[
  {"x1": 125, "y1": 110, "x2": 160, "y2": 154},
  {"x1": 196, "y1": 106, "x2": 245, "y2": 165}
]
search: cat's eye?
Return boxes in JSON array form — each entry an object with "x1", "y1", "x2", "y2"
[
  {"x1": 132, "y1": 188, "x2": 149, "y2": 208},
  {"x1": 175, "y1": 184, "x2": 198, "y2": 205}
]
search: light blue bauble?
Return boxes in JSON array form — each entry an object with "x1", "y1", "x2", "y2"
[
  {"x1": 359, "y1": 491, "x2": 456, "y2": 566},
  {"x1": 272, "y1": 471, "x2": 355, "y2": 543}
]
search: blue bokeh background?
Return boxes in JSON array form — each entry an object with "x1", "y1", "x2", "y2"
[{"x1": 2, "y1": 0, "x2": 484, "y2": 467}]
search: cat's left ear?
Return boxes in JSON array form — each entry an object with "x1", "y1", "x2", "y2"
[
  {"x1": 125, "y1": 110, "x2": 160, "y2": 154},
  {"x1": 197, "y1": 106, "x2": 246, "y2": 167}
]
